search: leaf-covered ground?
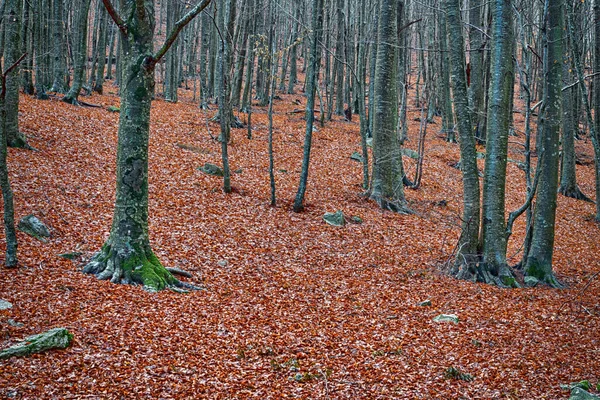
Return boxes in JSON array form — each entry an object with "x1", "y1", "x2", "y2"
[{"x1": 0, "y1": 83, "x2": 599, "y2": 399}]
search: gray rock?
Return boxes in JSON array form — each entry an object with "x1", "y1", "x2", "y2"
[
  {"x1": 418, "y1": 300, "x2": 432, "y2": 307},
  {"x1": 570, "y1": 388, "x2": 600, "y2": 400},
  {"x1": 323, "y1": 211, "x2": 345, "y2": 227},
  {"x1": 198, "y1": 163, "x2": 224, "y2": 176},
  {"x1": 524, "y1": 276, "x2": 540, "y2": 287},
  {"x1": 402, "y1": 148, "x2": 419, "y2": 159},
  {"x1": 58, "y1": 252, "x2": 83, "y2": 260},
  {"x1": 0, "y1": 327, "x2": 73, "y2": 360},
  {"x1": 350, "y1": 151, "x2": 364, "y2": 163},
  {"x1": 18, "y1": 215, "x2": 51, "y2": 241},
  {"x1": 0, "y1": 299, "x2": 13, "y2": 310},
  {"x1": 433, "y1": 314, "x2": 459, "y2": 324},
  {"x1": 6, "y1": 319, "x2": 24, "y2": 327}
]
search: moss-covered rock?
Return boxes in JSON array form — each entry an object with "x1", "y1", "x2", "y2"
[
  {"x1": 198, "y1": 163, "x2": 224, "y2": 177},
  {"x1": 0, "y1": 328, "x2": 73, "y2": 360},
  {"x1": 18, "y1": 214, "x2": 51, "y2": 241},
  {"x1": 323, "y1": 211, "x2": 345, "y2": 227}
]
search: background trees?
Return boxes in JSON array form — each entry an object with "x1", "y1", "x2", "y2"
[{"x1": 2, "y1": 0, "x2": 599, "y2": 289}]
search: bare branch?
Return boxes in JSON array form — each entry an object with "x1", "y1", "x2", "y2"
[
  {"x1": 1, "y1": 53, "x2": 27, "y2": 98},
  {"x1": 101, "y1": 0, "x2": 127, "y2": 34},
  {"x1": 148, "y1": 0, "x2": 212, "y2": 68}
]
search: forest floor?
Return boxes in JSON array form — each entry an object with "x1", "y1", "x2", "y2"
[{"x1": 0, "y1": 80, "x2": 599, "y2": 399}]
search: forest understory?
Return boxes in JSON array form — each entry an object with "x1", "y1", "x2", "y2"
[{"x1": 0, "y1": 80, "x2": 599, "y2": 399}]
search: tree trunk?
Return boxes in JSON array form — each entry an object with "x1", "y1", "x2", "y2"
[
  {"x1": 369, "y1": 0, "x2": 406, "y2": 212},
  {"x1": 84, "y1": 0, "x2": 212, "y2": 291},
  {"x1": 63, "y1": 0, "x2": 92, "y2": 104},
  {"x1": 51, "y1": 0, "x2": 68, "y2": 93},
  {"x1": 3, "y1": 0, "x2": 27, "y2": 148},
  {"x1": 293, "y1": 0, "x2": 324, "y2": 212},
  {"x1": 0, "y1": 67, "x2": 18, "y2": 267},
  {"x1": 479, "y1": 0, "x2": 517, "y2": 287},
  {"x1": 524, "y1": 0, "x2": 563, "y2": 287},
  {"x1": 446, "y1": 0, "x2": 480, "y2": 280}
]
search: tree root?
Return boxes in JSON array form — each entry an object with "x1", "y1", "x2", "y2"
[
  {"x1": 83, "y1": 242, "x2": 186, "y2": 292},
  {"x1": 558, "y1": 184, "x2": 594, "y2": 203},
  {"x1": 369, "y1": 193, "x2": 413, "y2": 214}
]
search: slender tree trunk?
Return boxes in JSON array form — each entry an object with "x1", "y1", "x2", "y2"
[
  {"x1": 594, "y1": 0, "x2": 600, "y2": 220},
  {"x1": 0, "y1": 64, "x2": 18, "y2": 267},
  {"x1": 446, "y1": 0, "x2": 480, "y2": 279},
  {"x1": 93, "y1": 5, "x2": 108, "y2": 94},
  {"x1": 293, "y1": 0, "x2": 324, "y2": 212},
  {"x1": 63, "y1": 0, "x2": 92, "y2": 104},
  {"x1": 524, "y1": 0, "x2": 563, "y2": 287},
  {"x1": 3, "y1": 0, "x2": 27, "y2": 148}
]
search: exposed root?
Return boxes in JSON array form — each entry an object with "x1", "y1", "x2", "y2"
[
  {"x1": 369, "y1": 193, "x2": 413, "y2": 214},
  {"x1": 83, "y1": 242, "x2": 180, "y2": 292},
  {"x1": 210, "y1": 112, "x2": 245, "y2": 128},
  {"x1": 558, "y1": 185, "x2": 594, "y2": 203}
]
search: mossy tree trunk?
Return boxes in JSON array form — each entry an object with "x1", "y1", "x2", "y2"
[
  {"x1": 479, "y1": 0, "x2": 517, "y2": 287},
  {"x1": 50, "y1": 0, "x2": 67, "y2": 93},
  {"x1": 446, "y1": 0, "x2": 480, "y2": 280},
  {"x1": 368, "y1": 0, "x2": 406, "y2": 212},
  {"x1": 84, "y1": 0, "x2": 212, "y2": 291},
  {"x1": 3, "y1": 0, "x2": 28, "y2": 148},
  {"x1": 524, "y1": 0, "x2": 564, "y2": 287}
]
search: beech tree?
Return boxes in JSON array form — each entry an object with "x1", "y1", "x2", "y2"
[
  {"x1": 83, "y1": 0, "x2": 212, "y2": 291},
  {"x1": 3, "y1": 0, "x2": 28, "y2": 148},
  {"x1": 524, "y1": 0, "x2": 564, "y2": 287},
  {"x1": 368, "y1": 0, "x2": 406, "y2": 212}
]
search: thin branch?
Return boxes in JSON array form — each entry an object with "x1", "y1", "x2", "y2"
[
  {"x1": 101, "y1": 0, "x2": 126, "y2": 34},
  {"x1": 505, "y1": 150, "x2": 543, "y2": 240},
  {"x1": 150, "y1": 0, "x2": 212, "y2": 68},
  {"x1": 562, "y1": 72, "x2": 600, "y2": 92},
  {"x1": 1, "y1": 53, "x2": 27, "y2": 98}
]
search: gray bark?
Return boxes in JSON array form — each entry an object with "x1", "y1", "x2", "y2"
[
  {"x1": 446, "y1": 0, "x2": 481, "y2": 279},
  {"x1": 3, "y1": 0, "x2": 27, "y2": 148},
  {"x1": 51, "y1": 0, "x2": 67, "y2": 93},
  {"x1": 84, "y1": 0, "x2": 211, "y2": 291},
  {"x1": 524, "y1": 0, "x2": 564, "y2": 287},
  {"x1": 63, "y1": 0, "x2": 92, "y2": 104},
  {"x1": 293, "y1": 0, "x2": 324, "y2": 212},
  {"x1": 369, "y1": 0, "x2": 406, "y2": 212},
  {"x1": 480, "y1": 0, "x2": 517, "y2": 286}
]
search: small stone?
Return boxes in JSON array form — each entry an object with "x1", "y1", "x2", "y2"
[
  {"x1": 107, "y1": 106, "x2": 120, "y2": 113},
  {"x1": 6, "y1": 319, "x2": 23, "y2": 327},
  {"x1": 433, "y1": 314, "x2": 459, "y2": 324},
  {"x1": 18, "y1": 215, "x2": 51, "y2": 241},
  {"x1": 323, "y1": 211, "x2": 345, "y2": 227},
  {"x1": 418, "y1": 300, "x2": 432, "y2": 307},
  {"x1": 569, "y1": 387, "x2": 600, "y2": 400},
  {"x1": 351, "y1": 216, "x2": 363, "y2": 224},
  {"x1": 198, "y1": 163, "x2": 224, "y2": 176},
  {"x1": 0, "y1": 299, "x2": 13, "y2": 310},
  {"x1": 350, "y1": 151, "x2": 364, "y2": 163},
  {"x1": 217, "y1": 260, "x2": 229, "y2": 267},
  {"x1": 58, "y1": 252, "x2": 83, "y2": 260},
  {"x1": 524, "y1": 276, "x2": 539, "y2": 287}
]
